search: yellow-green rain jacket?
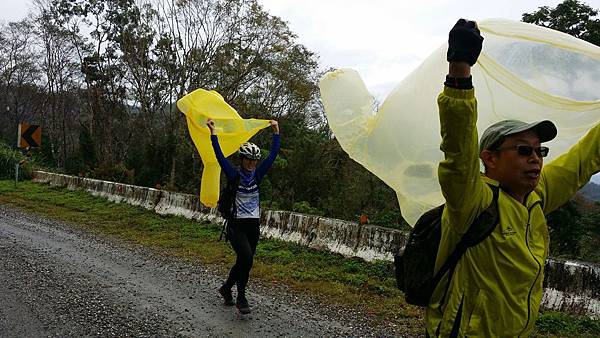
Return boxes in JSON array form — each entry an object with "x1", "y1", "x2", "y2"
[{"x1": 425, "y1": 86, "x2": 600, "y2": 337}]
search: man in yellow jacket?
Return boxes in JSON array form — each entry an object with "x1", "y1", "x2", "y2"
[{"x1": 426, "y1": 19, "x2": 600, "y2": 337}]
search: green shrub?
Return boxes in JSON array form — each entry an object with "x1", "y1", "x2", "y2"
[
  {"x1": 64, "y1": 155, "x2": 85, "y2": 175},
  {"x1": 292, "y1": 200, "x2": 324, "y2": 215},
  {"x1": 260, "y1": 200, "x2": 281, "y2": 210},
  {"x1": 0, "y1": 142, "x2": 33, "y2": 180},
  {"x1": 92, "y1": 162, "x2": 135, "y2": 184},
  {"x1": 0, "y1": 142, "x2": 18, "y2": 179},
  {"x1": 370, "y1": 209, "x2": 411, "y2": 231}
]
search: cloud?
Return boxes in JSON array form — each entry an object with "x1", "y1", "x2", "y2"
[{"x1": 259, "y1": 0, "x2": 592, "y2": 97}]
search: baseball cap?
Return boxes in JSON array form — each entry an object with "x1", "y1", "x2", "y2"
[{"x1": 479, "y1": 119, "x2": 557, "y2": 152}]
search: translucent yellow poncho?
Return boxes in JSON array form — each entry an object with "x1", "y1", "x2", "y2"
[
  {"x1": 177, "y1": 89, "x2": 270, "y2": 207},
  {"x1": 319, "y1": 19, "x2": 600, "y2": 226}
]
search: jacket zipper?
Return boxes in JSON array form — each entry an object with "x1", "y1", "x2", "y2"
[{"x1": 519, "y1": 200, "x2": 542, "y2": 337}]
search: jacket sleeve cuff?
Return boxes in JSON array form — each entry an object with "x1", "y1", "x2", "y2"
[
  {"x1": 444, "y1": 76, "x2": 473, "y2": 90},
  {"x1": 442, "y1": 86, "x2": 475, "y2": 100}
]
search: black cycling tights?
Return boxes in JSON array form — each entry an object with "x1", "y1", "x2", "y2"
[{"x1": 223, "y1": 218, "x2": 260, "y2": 298}]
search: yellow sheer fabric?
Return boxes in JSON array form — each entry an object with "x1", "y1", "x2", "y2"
[
  {"x1": 320, "y1": 19, "x2": 600, "y2": 226},
  {"x1": 177, "y1": 89, "x2": 270, "y2": 207}
]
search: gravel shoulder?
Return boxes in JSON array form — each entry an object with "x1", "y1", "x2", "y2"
[{"x1": 0, "y1": 204, "x2": 403, "y2": 337}]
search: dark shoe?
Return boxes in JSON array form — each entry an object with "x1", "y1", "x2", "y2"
[
  {"x1": 218, "y1": 286, "x2": 234, "y2": 306},
  {"x1": 236, "y1": 296, "x2": 251, "y2": 314}
]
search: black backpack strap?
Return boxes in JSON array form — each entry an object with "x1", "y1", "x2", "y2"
[
  {"x1": 218, "y1": 174, "x2": 240, "y2": 242},
  {"x1": 230, "y1": 173, "x2": 240, "y2": 205},
  {"x1": 219, "y1": 219, "x2": 229, "y2": 242},
  {"x1": 430, "y1": 184, "x2": 500, "y2": 292}
]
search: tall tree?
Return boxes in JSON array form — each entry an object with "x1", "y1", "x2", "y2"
[
  {"x1": 0, "y1": 20, "x2": 42, "y2": 144},
  {"x1": 33, "y1": 0, "x2": 84, "y2": 168},
  {"x1": 522, "y1": 0, "x2": 600, "y2": 46},
  {"x1": 52, "y1": 0, "x2": 133, "y2": 166}
]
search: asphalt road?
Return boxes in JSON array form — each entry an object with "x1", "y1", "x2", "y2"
[{"x1": 0, "y1": 204, "x2": 399, "y2": 337}]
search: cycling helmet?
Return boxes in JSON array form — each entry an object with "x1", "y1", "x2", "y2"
[{"x1": 238, "y1": 142, "x2": 261, "y2": 160}]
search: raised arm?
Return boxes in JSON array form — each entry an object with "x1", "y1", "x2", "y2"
[
  {"x1": 256, "y1": 120, "x2": 280, "y2": 182},
  {"x1": 207, "y1": 119, "x2": 237, "y2": 180},
  {"x1": 537, "y1": 122, "x2": 600, "y2": 214},
  {"x1": 438, "y1": 19, "x2": 491, "y2": 234}
]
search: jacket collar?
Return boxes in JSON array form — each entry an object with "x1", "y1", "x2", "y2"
[{"x1": 481, "y1": 174, "x2": 542, "y2": 208}]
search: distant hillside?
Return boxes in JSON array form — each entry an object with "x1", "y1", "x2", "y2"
[{"x1": 579, "y1": 181, "x2": 600, "y2": 201}]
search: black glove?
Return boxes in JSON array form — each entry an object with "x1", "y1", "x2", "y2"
[{"x1": 447, "y1": 19, "x2": 484, "y2": 66}]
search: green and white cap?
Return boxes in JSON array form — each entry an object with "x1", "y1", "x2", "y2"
[{"x1": 479, "y1": 119, "x2": 557, "y2": 152}]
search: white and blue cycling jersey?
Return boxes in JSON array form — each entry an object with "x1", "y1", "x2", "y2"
[{"x1": 211, "y1": 134, "x2": 280, "y2": 219}]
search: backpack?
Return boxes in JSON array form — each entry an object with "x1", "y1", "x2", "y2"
[
  {"x1": 217, "y1": 174, "x2": 240, "y2": 241},
  {"x1": 394, "y1": 185, "x2": 500, "y2": 307}
]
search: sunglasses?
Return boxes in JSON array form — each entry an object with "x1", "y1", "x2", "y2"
[{"x1": 496, "y1": 145, "x2": 549, "y2": 157}]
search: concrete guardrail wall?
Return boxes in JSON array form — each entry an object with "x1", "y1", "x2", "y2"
[{"x1": 31, "y1": 171, "x2": 600, "y2": 318}]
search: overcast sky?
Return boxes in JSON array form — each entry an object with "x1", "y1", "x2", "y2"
[
  {"x1": 259, "y1": 0, "x2": 600, "y2": 99},
  {"x1": 3, "y1": 0, "x2": 600, "y2": 98}
]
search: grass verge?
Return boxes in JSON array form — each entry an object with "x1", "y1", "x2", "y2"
[
  {"x1": 1, "y1": 180, "x2": 598, "y2": 337},
  {"x1": 533, "y1": 311, "x2": 600, "y2": 337}
]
